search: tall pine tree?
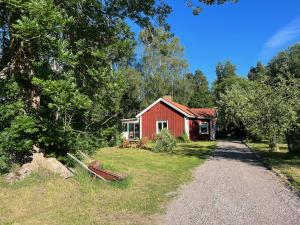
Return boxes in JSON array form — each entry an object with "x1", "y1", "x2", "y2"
[{"x1": 187, "y1": 70, "x2": 214, "y2": 108}]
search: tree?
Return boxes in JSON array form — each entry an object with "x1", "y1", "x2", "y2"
[
  {"x1": 266, "y1": 44, "x2": 300, "y2": 153},
  {"x1": 218, "y1": 78, "x2": 300, "y2": 151},
  {"x1": 0, "y1": 0, "x2": 171, "y2": 172},
  {"x1": 120, "y1": 67, "x2": 143, "y2": 118},
  {"x1": 213, "y1": 61, "x2": 238, "y2": 102},
  {"x1": 138, "y1": 28, "x2": 189, "y2": 107},
  {"x1": 188, "y1": 70, "x2": 214, "y2": 108},
  {"x1": 247, "y1": 61, "x2": 266, "y2": 81},
  {"x1": 216, "y1": 61, "x2": 237, "y2": 82},
  {"x1": 185, "y1": 0, "x2": 238, "y2": 15},
  {"x1": 268, "y1": 44, "x2": 300, "y2": 80}
]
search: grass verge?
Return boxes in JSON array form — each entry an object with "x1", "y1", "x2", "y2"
[
  {"x1": 247, "y1": 142, "x2": 300, "y2": 191},
  {"x1": 0, "y1": 141, "x2": 215, "y2": 225}
]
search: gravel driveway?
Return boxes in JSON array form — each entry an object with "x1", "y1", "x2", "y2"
[{"x1": 164, "y1": 140, "x2": 300, "y2": 225}]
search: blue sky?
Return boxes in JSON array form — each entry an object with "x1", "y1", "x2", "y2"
[{"x1": 132, "y1": 0, "x2": 300, "y2": 83}]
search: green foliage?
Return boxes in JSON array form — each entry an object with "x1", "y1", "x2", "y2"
[
  {"x1": 0, "y1": 0, "x2": 172, "y2": 171},
  {"x1": 186, "y1": 0, "x2": 238, "y2": 15},
  {"x1": 247, "y1": 61, "x2": 266, "y2": 81},
  {"x1": 0, "y1": 151, "x2": 10, "y2": 173},
  {"x1": 139, "y1": 28, "x2": 191, "y2": 107},
  {"x1": 216, "y1": 61, "x2": 237, "y2": 81},
  {"x1": 218, "y1": 78, "x2": 300, "y2": 150},
  {"x1": 177, "y1": 132, "x2": 190, "y2": 143},
  {"x1": 187, "y1": 69, "x2": 214, "y2": 108},
  {"x1": 286, "y1": 128, "x2": 300, "y2": 154},
  {"x1": 120, "y1": 68, "x2": 143, "y2": 118},
  {"x1": 266, "y1": 43, "x2": 300, "y2": 152},
  {"x1": 268, "y1": 43, "x2": 300, "y2": 80},
  {"x1": 213, "y1": 61, "x2": 239, "y2": 103},
  {"x1": 213, "y1": 72, "x2": 248, "y2": 138},
  {"x1": 153, "y1": 128, "x2": 177, "y2": 152}
]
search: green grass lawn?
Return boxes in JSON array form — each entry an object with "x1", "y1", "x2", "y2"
[
  {"x1": 0, "y1": 141, "x2": 215, "y2": 225},
  {"x1": 247, "y1": 142, "x2": 300, "y2": 191}
]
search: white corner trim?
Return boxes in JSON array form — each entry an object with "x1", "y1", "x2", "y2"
[
  {"x1": 136, "y1": 98, "x2": 194, "y2": 118},
  {"x1": 139, "y1": 116, "x2": 142, "y2": 139},
  {"x1": 184, "y1": 117, "x2": 189, "y2": 139}
]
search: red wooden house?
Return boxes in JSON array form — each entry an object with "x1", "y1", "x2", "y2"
[{"x1": 122, "y1": 96, "x2": 217, "y2": 141}]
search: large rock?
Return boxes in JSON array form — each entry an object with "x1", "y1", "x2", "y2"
[{"x1": 5, "y1": 153, "x2": 73, "y2": 183}]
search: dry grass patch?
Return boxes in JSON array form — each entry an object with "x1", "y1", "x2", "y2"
[{"x1": 0, "y1": 141, "x2": 215, "y2": 225}]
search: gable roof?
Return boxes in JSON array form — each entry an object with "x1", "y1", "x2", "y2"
[
  {"x1": 162, "y1": 96, "x2": 195, "y2": 117},
  {"x1": 136, "y1": 96, "x2": 217, "y2": 119}
]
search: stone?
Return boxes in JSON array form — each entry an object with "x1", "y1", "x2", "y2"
[{"x1": 5, "y1": 153, "x2": 73, "y2": 183}]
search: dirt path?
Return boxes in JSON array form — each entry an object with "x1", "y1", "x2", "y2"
[{"x1": 164, "y1": 140, "x2": 300, "y2": 225}]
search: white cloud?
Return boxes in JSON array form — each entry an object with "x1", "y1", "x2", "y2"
[{"x1": 260, "y1": 17, "x2": 300, "y2": 59}]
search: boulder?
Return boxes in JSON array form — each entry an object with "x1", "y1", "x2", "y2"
[{"x1": 5, "y1": 153, "x2": 73, "y2": 183}]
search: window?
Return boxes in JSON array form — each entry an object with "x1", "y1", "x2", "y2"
[
  {"x1": 122, "y1": 122, "x2": 140, "y2": 140},
  {"x1": 199, "y1": 122, "x2": 209, "y2": 134},
  {"x1": 156, "y1": 121, "x2": 168, "y2": 133}
]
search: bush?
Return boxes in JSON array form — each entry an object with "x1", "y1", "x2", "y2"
[
  {"x1": 136, "y1": 137, "x2": 148, "y2": 149},
  {"x1": 177, "y1": 132, "x2": 190, "y2": 143},
  {"x1": 0, "y1": 151, "x2": 10, "y2": 173},
  {"x1": 153, "y1": 129, "x2": 176, "y2": 153}
]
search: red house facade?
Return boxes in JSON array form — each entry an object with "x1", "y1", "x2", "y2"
[{"x1": 122, "y1": 96, "x2": 217, "y2": 141}]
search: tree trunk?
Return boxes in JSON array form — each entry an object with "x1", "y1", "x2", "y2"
[
  {"x1": 286, "y1": 128, "x2": 300, "y2": 154},
  {"x1": 269, "y1": 137, "x2": 279, "y2": 152}
]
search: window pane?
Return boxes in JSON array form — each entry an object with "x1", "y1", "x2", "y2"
[
  {"x1": 129, "y1": 123, "x2": 134, "y2": 139},
  {"x1": 158, "y1": 122, "x2": 162, "y2": 131},
  {"x1": 134, "y1": 123, "x2": 140, "y2": 139},
  {"x1": 200, "y1": 122, "x2": 208, "y2": 134},
  {"x1": 163, "y1": 122, "x2": 167, "y2": 128}
]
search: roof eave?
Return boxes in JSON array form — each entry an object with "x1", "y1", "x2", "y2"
[{"x1": 136, "y1": 98, "x2": 195, "y2": 118}]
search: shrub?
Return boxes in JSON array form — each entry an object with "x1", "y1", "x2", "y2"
[
  {"x1": 0, "y1": 151, "x2": 10, "y2": 173},
  {"x1": 136, "y1": 137, "x2": 148, "y2": 149},
  {"x1": 153, "y1": 129, "x2": 176, "y2": 153},
  {"x1": 177, "y1": 132, "x2": 190, "y2": 143}
]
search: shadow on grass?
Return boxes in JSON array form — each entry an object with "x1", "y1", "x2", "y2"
[
  {"x1": 259, "y1": 151, "x2": 300, "y2": 167},
  {"x1": 171, "y1": 143, "x2": 215, "y2": 160}
]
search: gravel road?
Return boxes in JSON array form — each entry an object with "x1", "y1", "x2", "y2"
[{"x1": 164, "y1": 140, "x2": 300, "y2": 225}]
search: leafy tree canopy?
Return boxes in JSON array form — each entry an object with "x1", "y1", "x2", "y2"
[
  {"x1": 247, "y1": 61, "x2": 266, "y2": 81},
  {"x1": 0, "y1": 0, "x2": 171, "y2": 172},
  {"x1": 218, "y1": 78, "x2": 300, "y2": 150},
  {"x1": 187, "y1": 70, "x2": 214, "y2": 108},
  {"x1": 138, "y1": 28, "x2": 190, "y2": 107}
]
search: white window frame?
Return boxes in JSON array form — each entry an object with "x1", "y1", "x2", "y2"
[
  {"x1": 199, "y1": 121, "x2": 209, "y2": 134},
  {"x1": 122, "y1": 121, "x2": 140, "y2": 140},
  {"x1": 156, "y1": 120, "x2": 168, "y2": 134}
]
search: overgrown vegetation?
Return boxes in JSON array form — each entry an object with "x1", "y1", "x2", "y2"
[
  {"x1": 215, "y1": 44, "x2": 300, "y2": 152},
  {"x1": 0, "y1": 141, "x2": 215, "y2": 225},
  {"x1": 0, "y1": 0, "x2": 171, "y2": 171},
  {"x1": 153, "y1": 129, "x2": 177, "y2": 153}
]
